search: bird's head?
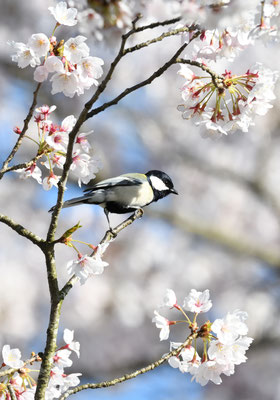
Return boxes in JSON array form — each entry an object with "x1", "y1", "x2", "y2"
[{"x1": 146, "y1": 170, "x2": 178, "y2": 201}]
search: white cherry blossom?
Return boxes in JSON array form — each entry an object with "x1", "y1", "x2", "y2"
[
  {"x1": 78, "y1": 56, "x2": 104, "y2": 82},
  {"x1": 46, "y1": 130, "x2": 69, "y2": 152},
  {"x1": 53, "y1": 349, "x2": 73, "y2": 369},
  {"x1": 160, "y1": 288, "x2": 177, "y2": 308},
  {"x1": 67, "y1": 252, "x2": 109, "y2": 285},
  {"x1": 64, "y1": 36, "x2": 89, "y2": 64},
  {"x1": 15, "y1": 164, "x2": 42, "y2": 184},
  {"x1": 9, "y1": 41, "x2": 40, "y2": 68},
  {"x1": 152, "y1": 311, "x2": 170, "y2": 341},
  {"x1": 34, "y1": 65, "x2": 49, "y2": 82},
  {"x1": 63, "y1": 329, "x2": 80, "y2": 357},
  {"x1": 50, "y1": 71, "x2": 79, "y2": 98},
  {"x1": 2, "y1": 345, "x2": 24, "y2": 368},
  {"x1": 70, "y1": 150, "x2": 101, "y2": 186},
  {"x1": 28, "y1": 33, "x2": 50, "y2": 57},
  {"x1": 48, "y1": 1, "x2": 78, "y2": 26},
  {"x1": 42, "y1": 173, "x2": 61, "y2": 191},
  {"x1": 183, "y1": 289, "x2": 212, "y2": 313},
  {"x1": 211, "y1": 310, "x2": 249, "y2": 345},
  {"x1": 61, "y1": 115, "x2": 77, "y2": 133},
  {"x1": 44, "y1": 56, "x2": 64, "y2": 73}
]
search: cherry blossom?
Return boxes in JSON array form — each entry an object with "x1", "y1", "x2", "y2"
[
  {"x1": 152, "y1": 311, "x2": 171, "y2": 340},
  {"x1": 28, "y1": 33, "x2": 50, "y2": 58},
  {"x1": 42, "y1": 172, "x2": 61, "y2": 191},
  {"x1": 44, "y1": 56, "x2": 64, "y2": 74},
  {"x1": 2, "y1": 345, "x2": 24, "y2": 368},
  {"x1": 63, "y1": 329, "x2": 80, "y2": 358},
  {"x1": 15, "y1": 164, "x2": 42, "y2": 184},
  {"x1": 48, "y1": 1, "x2": 78, "y2": 26},
  {"x1": 211, "y1": 310, "x2": 249, "y2": 345},
  {"x1": 74, "y1": 131, "x2": 93, "y2": 153},
  {"x1": 183, "y1": 289, "x2": 212, "y2": 313},
  {"x1": 208, "y1": 336, "x2": 253, "y2": 366},
  {"x1": 190, "y1": 360, "x2": 225, "y2": 386},
  {"x1": 50, "y1": 71, "x2": 79, "y2": 98},
  {"x1": 78, "y1": 56, "x2": 104, "y2": 83},
  {"x1": 67, "y1": 250, "x2": 109, "y2": 285},
  {"x1": 64, "y1": 36, "x2": 89, "y2": 64},
  {"x1": 9, "y1": 41, "x2": 40, "y2": 68},
  {"x1": 35, "y1": 105, "x2": 57, "y2": 116},
  {"x1": 160, "y1": 288, "x2": 177, "y2": 308},
  {"x1": 70, "y1": 150, "x2": 101, "y2": 186},
  {"x1": 53, "y1": 349, "x2": 73, "y2": 369}
]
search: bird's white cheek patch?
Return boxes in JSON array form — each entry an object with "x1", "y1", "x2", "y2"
[{"x1": 150, "y1": 176, "x2": 169, "y2": 191}]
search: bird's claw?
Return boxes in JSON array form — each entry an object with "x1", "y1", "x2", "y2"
[{"x1": 108, "y1": 228, "x2": 117, "y2": 238}]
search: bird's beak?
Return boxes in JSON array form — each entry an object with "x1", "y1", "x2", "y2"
[{"x1": 170, "y1": 188, "x2": 178, "y2": 195}]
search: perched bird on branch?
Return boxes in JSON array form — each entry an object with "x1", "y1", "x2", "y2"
[{"x1": 49, "y1": 170, "x2": 178, "y2": 229}]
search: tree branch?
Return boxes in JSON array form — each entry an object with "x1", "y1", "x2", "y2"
[
  {"x1": 35, "y1": 247, "x2": 61, "y2": 400},
  {"x1": 0, "y1": 83, "x2": 41, "y2": 180},
  {"x1": 123, "y1": 26, "x2": 192, "y2": 55},
  {"x1": 0, "y1": 214, "x2": 44, "y2": 247},
  {"x1": 46, "y1": 15, "x2": 139, "y2": 243},
  {"x1": 59, "y1": 332, "x2": 197, "y2": 399},
  {"x1": 133, "y1": 16, "x2": 182, "y2": 33},
  {"x1": 176, "y1": 58, "x2": 224, "y2": 90},
  {"x1": 86, "y1": 37, "x2": 199, "y2": 119},
  {"x1": 1, "y1": 153, "x2": 45, "y2": 175}
]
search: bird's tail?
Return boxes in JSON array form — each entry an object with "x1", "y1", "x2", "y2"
[{"x1": 48, "y1": 194, "x2": 93, "y2": 212}]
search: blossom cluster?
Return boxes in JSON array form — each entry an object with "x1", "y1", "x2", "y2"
[
  {"x1": 0, "y1": 329, "x2": 80, "y2": 399},
  {"x1": 15, "y1": 104, "x2": 102, "y2": 190},
  {"x1": 176, "y1": 0, "x2": 280, "y2": 137},
  {"x1": 177, "y1": 63, "x2": 278, "y2": 136},
  {"x1": 9, "y1": 2, "x2": 104, "y2": 98},
  {"x1": 153, "y1": 288, "x2": 253, "y2": 386}
]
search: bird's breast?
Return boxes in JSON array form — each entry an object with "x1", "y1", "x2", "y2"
[{"x1": 105, "y1": 181, "x2": 154, "y2": 208}]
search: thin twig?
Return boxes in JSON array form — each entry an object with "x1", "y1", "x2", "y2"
[
  {"x1": 124, "y1": 26, "x2": 191, "y2": 55},
  {"x1": 86, "y1": 38, "x2": 197, "y2": 119},
  {"x1": 59, "y1": 332, "x2": 197, "y2": 399},
  {"x1": 1, "y1": 153, "x2": 45, "y2": 175},
  {"x1": 0, "y1": 83, "x2": 41, "y2": 180},
  {"x1": 133, "y1": 16, "x2": 182, "y2": 33},
  {"x1": 176, "y1": 58, "x2": 224, "y2": 91},
  {"x1": 0, "y1": 214, "x2": 45, "y2": 247}
]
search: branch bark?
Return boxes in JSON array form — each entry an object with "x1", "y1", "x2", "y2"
[{"x1": 0, "y1": 214, "x2": 44, "y2": 247}]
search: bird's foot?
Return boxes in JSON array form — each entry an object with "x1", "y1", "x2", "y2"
[
  {"x1": 108, "y1": 228, "x2": 117, "y2": 238},
  {"x1": 136, "y1": 208, "x2": 144, "y2": 218}
]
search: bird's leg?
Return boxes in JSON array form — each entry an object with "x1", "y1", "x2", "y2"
[
  {"x1": 104, "y1": 208, "x2": 112, "y2": 230},
  {"x1": 104, "y1": 208, "x2": 117, "y2": 236}
]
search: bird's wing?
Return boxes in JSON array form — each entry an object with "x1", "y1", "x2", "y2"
[{"x1": 83, "y1": 174, "x2": 144, "y2": 193}]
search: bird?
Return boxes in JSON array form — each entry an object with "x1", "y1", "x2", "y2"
[{"x1": 49, "y1": 170, "x2": 178, "y2": 229}]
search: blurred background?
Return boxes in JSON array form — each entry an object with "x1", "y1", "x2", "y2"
[{"x1": 1, "y1": 1, "x2": 280, "y2": 399}]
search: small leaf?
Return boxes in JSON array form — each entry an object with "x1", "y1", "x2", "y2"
[{"x1": 60, "y1": 221, "x2": 82, "y2": 241}]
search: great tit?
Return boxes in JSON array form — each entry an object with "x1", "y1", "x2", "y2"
[{"x1": 50, "y1": 170, "x2": 178, "y2": 229}]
